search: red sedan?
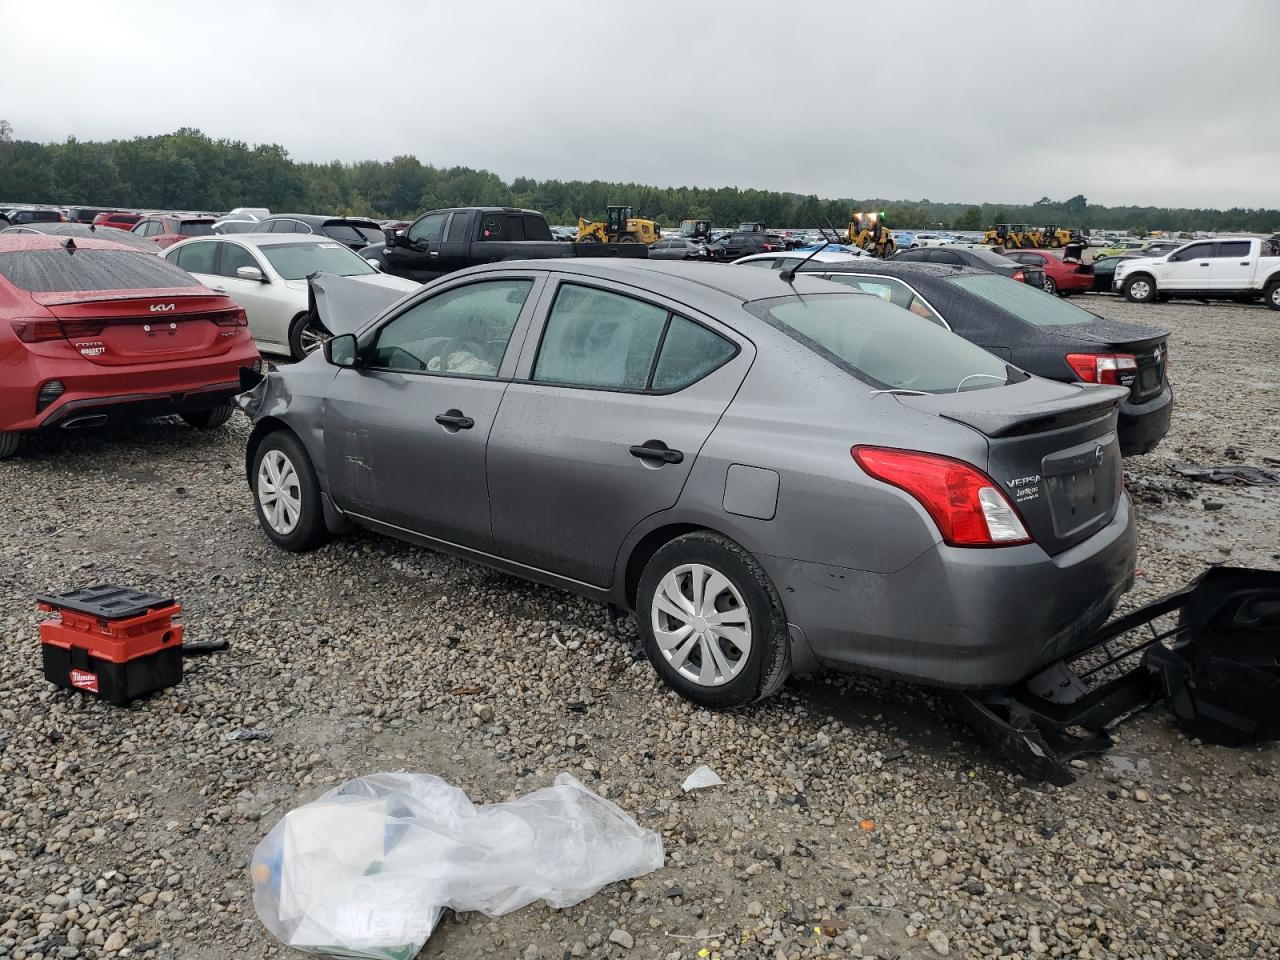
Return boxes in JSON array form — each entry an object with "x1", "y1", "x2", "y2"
[
  {"x1": 0, "y1": 234, "x2": 260, "y2": 458},
  {"x1": 91, "y1": 211, "x2": 143, "y2": 231},
  {"x1": 1004, "y1": 248, "x2": 1093, "y2": 296}
]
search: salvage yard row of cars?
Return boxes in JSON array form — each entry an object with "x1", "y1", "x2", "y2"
[{"x1": 0, "y1": 198, "x2": 1272, "y2": 721}]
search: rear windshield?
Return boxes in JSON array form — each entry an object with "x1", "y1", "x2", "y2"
[
  {"x1": 0, "y1": 249, "x2": 201, "y2": 292},
  {"x1": 259, "y1": 240, "x2": 376, "y2": 280},
  {"x1": 951, "y1": 273, "x2": 1096, "y2": 327},
  {"x1": 178, "y1": 221, "x2": 215, "y2": 237},
  {"x1": 747, "y1": 293, "x2": 1010, "y2": 393},
  {"x1": 323, "y1": 223, "x2": 383, "y2": 245}
]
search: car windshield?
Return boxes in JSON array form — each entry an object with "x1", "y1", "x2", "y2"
[
  {"x1": 259, "y1": 240, "x2": 376, "y2": 280},
  {"x1": 951, "y1": 273, "x2": 1098, "y2": 327},
  {"x1": 746, "y1": 293, "x2": 1009, "y2": 393},
  {"x1": 0, "y1": 249, "x2": 201, "y2": 292},
  {"x1": 178, "y1": 221, "x2": 215, "y2": 237}
]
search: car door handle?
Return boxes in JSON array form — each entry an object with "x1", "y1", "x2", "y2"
[
  {"x1": 210, "y1": 286, "x2": 226, "y2": 293},
  {"x1": 428, "y1": 251, "x2": 440, "y2": 257},
  {"x1": 1200, "y1": 262, "x2": 1209, "y2": 266},
  {"x1": 629, "y1": 440, "x2": 684, "y2": 465},
  {"x1": 434, "y1": 409, "x2": 474, "y2": 430}
]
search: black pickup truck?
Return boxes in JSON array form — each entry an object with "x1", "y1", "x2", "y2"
[{"x1": 360, "y1": 206, "x2": 646, "y2": 283}]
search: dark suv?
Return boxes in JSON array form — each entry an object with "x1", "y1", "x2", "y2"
[{"x1": 250, "y1": 215, "x2": 385, "y2": 250}]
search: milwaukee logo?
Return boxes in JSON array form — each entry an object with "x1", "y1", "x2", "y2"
[
  {"x1": 150, "y1": 303, "x2": 176, "y2": 313},
  {"x1": 69, "y1": 669, "x2": 99, "y2": 693}
]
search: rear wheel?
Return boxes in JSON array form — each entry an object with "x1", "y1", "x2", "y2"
[
  {"x1": 0, "y1": 432, "x2": 20, "y2": 460},
  {"x1": 1043, "y1": 277, "x2": 1058, "y2": 296},
  {"x1": 1124, "y1": 275, "x2": 1156, "y2": 303},
  {"x1": 181, "y1": 405, "x2": 235, "y2": 429},
  {"x1": 1265, "y1": 280, "x2": 1280, "y2": 311},
  {"x1": 637, "y1": 532, "x2": 790, "y2": 709},
  {"x1": 250, "y1": 430, "x2": 330, "y2": 552},
  {"x1": 289, "y1": 312, "x2": 330, "y2": 361}
]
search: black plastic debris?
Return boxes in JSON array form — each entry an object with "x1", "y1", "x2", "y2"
[{"x1": 1171, "y1": 463, "x2": 1280, "y2": 485}]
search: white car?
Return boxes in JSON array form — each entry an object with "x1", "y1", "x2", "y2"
[
  {"x1": 732, "y1": 248, "x2": 866, "y2": 269},
  {"x1": 163, "y1": 234, "x2": 420, "y2": 358},
  {"x1": 1113, "y1": 236, "x2": 1280, "y2": 308}
]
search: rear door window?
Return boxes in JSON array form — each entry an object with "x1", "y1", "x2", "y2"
[
  {"x1": 175, "y1": 241, "x2": 218, "y2": 275},
  {"x1": 533, "y1": 283, "x2": 669, "y2": 390},
  {"x1": 0, "y1": 249, "x2": 201, "y2": 292},
  {"x1": 1215, "y1": 240, "x2": 1251, "y2": 258},
  {"x1": 479, "y1": 213, "x2": 525, "y2": 241}
]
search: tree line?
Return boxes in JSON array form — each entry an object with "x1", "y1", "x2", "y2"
[{"x1": 1, "y1": 126, "x2": 1276, "y2": 234}]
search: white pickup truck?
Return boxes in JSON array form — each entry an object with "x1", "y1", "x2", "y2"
[{"x1": 1114, "y1": 236, "x2": 1280, "y2": 309}]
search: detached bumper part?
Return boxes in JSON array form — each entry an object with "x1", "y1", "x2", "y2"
[{"x1": 956, "y1": 566, "x2": 1280, "y2": 784}]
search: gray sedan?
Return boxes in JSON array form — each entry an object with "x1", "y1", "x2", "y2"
[{"x1": 239, "y1": 260, "x2": 1135, "y2": 707}]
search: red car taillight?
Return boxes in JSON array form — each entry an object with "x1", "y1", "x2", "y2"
[
  {"x1": 212, "y1": 308, "x2": 248, "y2": 327},
  {"x1": 852, "y1": 446, "x2": 1031, "y2": 547},
  {"x1": 1065, "y1": 353, "x2": 1137, "y2": 385},
  {"x1": 1012, "y1": 269, "x2": 1026, "y2": 283},
  {"x1": 11, "y1": 319, "x2": 64, "y2": 343}
]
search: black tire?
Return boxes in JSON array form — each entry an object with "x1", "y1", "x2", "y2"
[
  {"x1": 1124, "y1": 274, "x2": 1157, "y2": 303},
  {"x1": 181, "y1": 404, "x2": 235, "y2": 429},
  {"x1": 577, "y1": 233, "x2": 600, "y2": 243},
  {"x1": 636, "y1": 531, "x2": 791, "y2": 709},
  {"x1": 289, "y1": 312, "x2": 330, "y2": 361},
  {"x1": 249, "y1": 430, "x2": 330, "y2": 552},
  {"x1": 1265, "y1": 280, "x2": 1280, "y2": 311},
  {"x1": 1043, "y1": 277, "x2": 1058, "y2": 296},
  {"x1": 0, "y1": 431, "x2": 20, "y2": 460}
]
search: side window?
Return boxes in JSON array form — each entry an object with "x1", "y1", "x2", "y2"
[
  {"x1": 1173, "y1": 243, "x2": 1211, "y2": 261},
  {"x1": 893, "y1": 248, "x2": 928, "y2": 262},
  {"x1": 651, "y1": 316, "x2": 736, "y2": 391},
  {"x1": 533, "y1": 284, "x2": 668, "y2": 390},
  {"x1": 742, "y1": 257, "x2": 779, "y2": 269},
  {"x1": 931, "y1": 250, "x2": 964, "y2": 265},
  {"x1": 219, "y1": 243, "x2": 259, "y2": 278},
  {"x1": 408, "y1": 213, "x2": 447, "y2": 243},
  {"x1": 1216, "y1": 241, "x2": 1251, "y2": 259},
  {"x1": 177, "y1": 241, "x2": 218, "y2": 275},
  {"x1": 445, "y1": 213, "x2": 469, "y2": 242},
  {"x1": 370, "y1": 279, "x2": 532, "y2": 375}
]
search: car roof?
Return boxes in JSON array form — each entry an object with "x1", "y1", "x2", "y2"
[
  {"x1": 0, "y1": 234, "x2": 146, "y2": 253},
  {"x1": 0, "y1": 222, "x2": 157, "y2": 249},
  {"x1": 461, "y1": 258, "x2": 848, "y2": 306},
  {"x1": 174, "y1": 233, "x2": 347, "y2": 248},
  {"x1": 798, "y1": 258, "x2": 990, "y2": 284},
  {"x1": 265, "y1": 214, "x2": 380, "y2": 225},
  {"x1": 734, "y1": 250, "x2": 859, "y2": 263}
]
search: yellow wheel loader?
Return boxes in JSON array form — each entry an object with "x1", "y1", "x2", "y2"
[
  {"x1": 847, "y1": 211, "x2": 896, "y2": 258},
  {"x1": 577, "y1": 205, "x2": 661, "y2": 245}
]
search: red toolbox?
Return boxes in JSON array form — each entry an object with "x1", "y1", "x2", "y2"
[{"x1": 39, "y1": 585, "x2": 184, "y2": 706}]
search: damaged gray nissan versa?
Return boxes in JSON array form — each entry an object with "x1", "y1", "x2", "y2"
[{"x1": 238, "y1": 259, "x2": 1135, "y2": 711}]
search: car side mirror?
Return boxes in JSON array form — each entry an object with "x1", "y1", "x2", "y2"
[
  {"x1": 364, "y1": 257, "x2": 382, "y2": 271},
  {"x1": 325, "y1": 333, "x2": 359, "y2": 368},
  {"x1": 237, "y1": 266, "x2": 266, "y2": 282}
]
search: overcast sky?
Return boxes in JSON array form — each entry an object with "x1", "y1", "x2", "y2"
[{"x1": 3, "y1": 1, "x2": 1276, "y2": 209}]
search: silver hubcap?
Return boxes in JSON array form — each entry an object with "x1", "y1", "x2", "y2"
[
  {"x1": 257, "y1": 449, "x2": 302, "y2": 534},
  {"x1": 1130, "y1": 280, "x2": 1151, "y2": 299},
  {"x1": 651, "y1": 563, "x2": 752, "y2": 686},
  {"x1": 299, "y1": 321, "x2": 329, "y2": 355},
  {"x1": 1271, "y1": 289, "x2": 1280, "y2": 306}
]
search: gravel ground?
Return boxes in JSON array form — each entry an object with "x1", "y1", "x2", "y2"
[{"x1": 1, "y1": 294, "x2": 1277, "y2": 960}]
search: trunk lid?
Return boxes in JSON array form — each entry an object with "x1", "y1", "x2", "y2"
[
  {"x1": 897, "y1": 379, "x2": 1129, "y2": 555},
  {"x1": 32, "y1": 290, "x2": 241, "y2": 366},
  {"x1": 1044, "y1": 318, "x2": 1169, "y2": 403}
]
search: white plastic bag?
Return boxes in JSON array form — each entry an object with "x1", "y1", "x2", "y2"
[
  {"x1": 681, "y1": 765, "x2": 724, "y2": 792},
  {"x1": 250, "y1": 773, "x2": 664, "y2": 959}
]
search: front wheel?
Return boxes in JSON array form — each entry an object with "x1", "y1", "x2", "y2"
[
  {"x1": 250, "y1": 430, "x2": 330, "y2": 552},
  {"x1": 1124, "y1": 275, "x2": 1156, "y2": 303},
  {"x1": 1264, "y1": 280, "x2": 1280, "y2": 311},
  {"x1": 637, "y1": 532, "x2": 790, "y2": 709},
  {"x1": 181, "y1": 405, "x2": 235, "y2": 429},
  {"x1": 0, "y1": 431, "x2": 20, "y2": 460}
]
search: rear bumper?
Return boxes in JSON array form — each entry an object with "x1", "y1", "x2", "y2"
[
  {"x1": 758, "y1": 493, "x2": 1137, "y2": 689},
  {"x1": 1118, "y1": 380, "x2": 1173, "y2": 456},
  {"x1": 36, "y1": 380, "x2": 243, "y2": 430}
]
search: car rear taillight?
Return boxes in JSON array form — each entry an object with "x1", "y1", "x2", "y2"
[
  {"x1": 1011, "y1": 269, "x2": 1026, "y2": 283},
  {"x1": 852, "y1": 446, "x2": 1031, "y2": 547},
  {"x1": 60, "y1": 320, "x2": 107, "y2": 338},
  {"x1": 11, "y1": 319, "x2": 64, "y2": 343},
  {"x1": 212, "y1": 308, "x2": 248, "y2": 327},
  {"x1": 1065, "y1": 353, "x2": 1137, "y2": 385},
  {"x1": 762, "y1": 243, "x2": 773, "y2": 252}
]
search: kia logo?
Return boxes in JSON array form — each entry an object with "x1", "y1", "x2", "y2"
[{"x1": 150, "y1": 303, "x2": 176, "y2": 313}]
